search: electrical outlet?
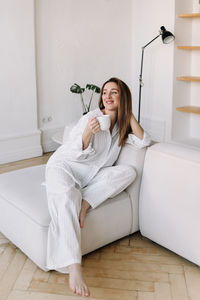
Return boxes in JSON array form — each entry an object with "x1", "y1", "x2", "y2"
[{"x1": 42, "y1": 116, "x2": 53, "y2": 123}]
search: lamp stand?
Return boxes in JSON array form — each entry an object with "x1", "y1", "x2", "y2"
[{"x1": 138, "y1": 33, "x2": 161, "y2": 123}]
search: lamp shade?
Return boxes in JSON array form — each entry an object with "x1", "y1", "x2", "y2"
[{"x1": 160, "y1": 26, "x2": 175, "y2": 44}]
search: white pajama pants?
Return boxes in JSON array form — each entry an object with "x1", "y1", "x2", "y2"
[{"x1": 45, "y1": 164, "x2": 136, "y2": 273}]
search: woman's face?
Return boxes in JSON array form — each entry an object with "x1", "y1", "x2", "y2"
[{"x1": 102, "y1": 82, "x2": 120, "y2": 112}]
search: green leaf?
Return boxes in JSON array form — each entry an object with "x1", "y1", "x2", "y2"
[
  {"x1": 86, "y1": 84, "x2": 100, "y2": 93},
  {"x1": 95, "y1": 86, "x2": 101, "y2": 93},
  {"x1": 86, "y1": 84, "x2": 92, "y2": 90},
  {"x1": 70, "y1": 83, "x2": 83, "y2": 94}
]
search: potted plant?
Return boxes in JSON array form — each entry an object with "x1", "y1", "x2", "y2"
[{"x1": 70, "y1": 83, "x2": 100, "y2": 115}]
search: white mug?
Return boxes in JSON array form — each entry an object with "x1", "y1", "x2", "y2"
[{"x1": 97, "y1": 115, "x2": 111, "y2": 131}]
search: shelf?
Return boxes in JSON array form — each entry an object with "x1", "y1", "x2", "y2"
[
  {"x1": 177, "y1": 46, "x2": 200, "y2": 50},
  {"x1": 176, "y1": 106, "x2": 200, "y2": 114},
  {"x1": 177, "y1": 76, "x2": 200, "y2": 82},
  {"x1": 178, "y1": 13, "x2": 200, "y2": 18}
]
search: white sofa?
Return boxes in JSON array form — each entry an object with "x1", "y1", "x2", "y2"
[
  {"x1": 139, "y1": 142, "x2": 200, "y2": 266},
  {"x1": 0, "y1": 142, "x2": 199, "y2": 271},
  {"x1": 0, "y1": 143, "x2": 146, "y2": 271}
]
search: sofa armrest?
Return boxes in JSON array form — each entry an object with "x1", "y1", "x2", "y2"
[
  {"x1": 139, "y1": 142, "x2": 200, "y2": 266},
  {"x1": 115, "y1": 144, "x2": 147, "y2": 233}
]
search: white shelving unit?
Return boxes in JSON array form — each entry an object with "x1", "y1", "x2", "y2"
[{"x1": 172, "y1": 0, "x2": 200, "y2": 148}]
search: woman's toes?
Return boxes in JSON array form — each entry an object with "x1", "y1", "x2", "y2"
[
  {"x1": 84, "y1": 287, "x2": 89, "y2": 297},
  {"x1": 81, "y1": 287, "x2": 85, "y2": 296},
  {"x1": 76, "y1": 286, "x2": 81, "y2": 296}
]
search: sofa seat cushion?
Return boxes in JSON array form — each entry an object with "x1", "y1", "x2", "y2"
[{"x1": 0, "y1": 165, "x2": 50, "y2": 227}]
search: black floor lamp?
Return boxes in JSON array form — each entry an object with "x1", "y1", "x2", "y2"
[{"x1": 138, "y1": 26, "x2": 175, "y2": 123}]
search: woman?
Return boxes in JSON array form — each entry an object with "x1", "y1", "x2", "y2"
[{"x1": 45, "y1": 77, "x2": 151, "y2": 297}]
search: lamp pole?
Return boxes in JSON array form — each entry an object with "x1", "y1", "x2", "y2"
[{"x1": 138, "y1": 33, "x2": 161, "y2": 123}]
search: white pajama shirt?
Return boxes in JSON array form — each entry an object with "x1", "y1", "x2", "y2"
[{"x1": 45, "y1": 108, "x2": 151, "y2": 272}]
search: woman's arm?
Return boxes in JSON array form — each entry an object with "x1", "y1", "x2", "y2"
[
  {"x1": 82, "y1": 117, "x2": 100, "y2": 150},
  {"x1": 130, "y1": 113, "x2": 144, "y2": 140}
]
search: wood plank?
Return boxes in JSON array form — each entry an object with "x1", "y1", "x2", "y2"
[
  {"x1": 177, "y1": 46, "x2": 200, "y2": 50},
  {"x1": 13, "y1": 258, "x2": 37, "y2": 290},
  {"x1": 176, "y1": 106, "x2": 200, "y2": 114},
  {"x1": 84, "y1": 250, "x2": 101, "y2": 260},
  {"x1": 129, "y1": 236, "x2": 158, "y2": 248},
  {"x1": 7, "y1": 290, "x2": 99, "y2": 300},
  {"x1": 82, "y1": 266, "x2": 168, "y2": 283},
  {"x1": 97, "y1": 251, "x2": 193, "y2": 266},
  {"x1": 138, "y1": 291, "x2": 155, "y2": 300},
  {"x1": 177, "y1": 76, "x2": 200, "y2": 82},
  {"x1": 118, "y1": 236, "x2": 130, "y2": 246},
  {"x1": 29, "y1": 280, "x2": 72, "y2": 296},
  {"x1": 89, "y1": 287, "x2": 138, "y2": 300},
  {"x1": 184, "y1": 266, "x2": 200, "y2": 300},
  {"x1": 48, "y1": 271, "x2": 68, "y2": 284},
  {"x1": 83, "y1": 259, "x2": 184, "y2": 274},
  {"x1": 100, "y1": 244, "x2": 116, "y2": 253},
  {"x1": 178, "y1": 13, "x2": 200, "y2": 18},
  {"x1": 85, "y1": 276, "x2": 154, "y2": 292},
  {"x1": 32, "y1": 267, "x2": 50, "y2": 282},
  {"x1": 0, "y1": 232, "x2": 9, "y2": 243},
  {"x1": 29, "y1": 280, "x2": 137, "y2": 300},
  {"x1": 0, "y1": 152, "x2": 52, "y2": 174},
  {"x1": 115, "y1": 244, "x2": 174, "y2": 256},
  {"x1": 169, "y1": 273, "x2": 189, "y2": 300},
  {"x1": 0, "y1": 249, "x2": 27, "y2": 300},
  {"x1": 0, "y1": 244, "x2": 17, "y2": 281},
  {"x1": 0, "y1": 238, "x2": 9, "y2": 246},
  {"x1": 0, "y1": 245, "x2": 6, "y2": 255},
  {"x1": 154, "y1": 282, "x2": 172, "y2": 300}
]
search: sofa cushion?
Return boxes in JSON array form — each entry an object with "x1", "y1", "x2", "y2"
[{"x1": 0, "y1": 165, "x2": 50, "y2": 227}]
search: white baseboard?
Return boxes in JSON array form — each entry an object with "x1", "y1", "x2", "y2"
[{"x1": 0, "y1": 130, "x2": 43, "y2": 164}]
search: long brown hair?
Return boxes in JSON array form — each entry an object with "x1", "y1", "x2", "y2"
[{"x1": 99, "y1": 77, "x2": 132, "y2": 146}]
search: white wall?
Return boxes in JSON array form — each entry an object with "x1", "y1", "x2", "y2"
[
  {"x1": 2, "y1": 0, "x2": 195, "y2": 163},
  {"x1": 0, "y1": 0, "x2": 42, "y2": 163},
  {"x1": 131, "y1": 0, "x2": 175, "y2": 142},
  {"x1": 35, "y1": 0, "x2": 133, "y2": 151}
]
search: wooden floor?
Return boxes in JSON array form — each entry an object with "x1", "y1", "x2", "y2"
[{"x1": 0, "y1": 154, "x2": 200, "y2": 300}]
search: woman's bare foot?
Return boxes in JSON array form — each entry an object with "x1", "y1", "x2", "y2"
[
  {"x1": 79, "y1": 200, "x2": 91, "y2": 228},
  {"x1": 69, "y1": 263, "x2": 90, "y2": 297}
]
